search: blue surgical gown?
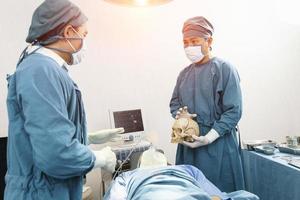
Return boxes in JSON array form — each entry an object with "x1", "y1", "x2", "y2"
[
  {"x1": 170, "y1": 57, "x2": 245, "y2": 192},
  {"x1": 5, "y1": 52, "x2": 95, "y2": 200}
]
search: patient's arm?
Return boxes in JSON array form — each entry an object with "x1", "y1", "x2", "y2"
[{"x1": 178, "y1": 165, "x2": 225, "y2": 199}]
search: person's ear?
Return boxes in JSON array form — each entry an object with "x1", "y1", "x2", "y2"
[
  {"x1": 207, "y1": 37, "x2": 213, "y2": 51},
  {"x1": 62, "y1": 25, "x2": 75, "y2": 38},
  {"x1": 208, "y1": 37, "x2": 213, "y2": 46}
]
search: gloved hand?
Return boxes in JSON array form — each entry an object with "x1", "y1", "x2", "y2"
[
  {"x1": 175, "y1": 106, "x2": 197, "y2": 119},
  {"x1": 92, "y1": 147, "x2": 117, "y2": 173},
  {"x1": 182, "y1": 129, "x2": 220, "y2": 148},
  {"x1": 88, "y1": 128, "x2": 124, "y2": 144}
]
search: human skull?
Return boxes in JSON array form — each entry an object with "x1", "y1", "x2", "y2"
[{"x1": 171, "y1": 117, "x2": 200, "y2": 143}]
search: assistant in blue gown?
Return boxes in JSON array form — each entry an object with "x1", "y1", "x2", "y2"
[
  {"x1": 170, "y1": 57, "x2": 245, "y2": 192},
  {"x1": 5, "y1": 1, "x2": 96, "y2": 199},
  {"x1": 5, "y1": 49, "x2": 95, "y2": 200}
]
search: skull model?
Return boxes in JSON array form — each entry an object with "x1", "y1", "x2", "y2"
[
  {"x1": 171, "y1": 117, "x2": 200, "y2": 143},
  {"x1": 171, "y1": 106, "x2": 200, "y2": 143}
]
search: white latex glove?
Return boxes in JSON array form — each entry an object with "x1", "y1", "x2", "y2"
[
  {"x1": 93, "y1": 147, "x2": 117, "y2": 173},
  {"x1": 88, "y1": 128, "x2": 124, "y2": 144},
  {"x1": 182, "y1": 129, "x2": 220, "y2": 148},
  {"x1": 175, "y1": 106, "x2": 197, "y2": 119}
]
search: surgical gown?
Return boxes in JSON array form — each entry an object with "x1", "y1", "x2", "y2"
[
  {"x1": 170, "y1": 57, "x2": 245, "y2": 192},
  {"x1": 5, "y1": 52, "x2": 95, "y2": 200}
]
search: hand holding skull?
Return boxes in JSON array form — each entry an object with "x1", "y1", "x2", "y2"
[{"x1": 175, "y1": 106, "x2": 197, "y2": 119}]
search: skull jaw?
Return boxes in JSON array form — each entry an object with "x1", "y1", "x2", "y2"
[
  {"x1": 185, "y1": 136, "x2": 195, "y2": 142},
  {"x1": 171, "y1": 135, "x2": 195, "y2": 143},
  {"x1": 171, "y1": 137, "x2": 183, "y2": 143}
]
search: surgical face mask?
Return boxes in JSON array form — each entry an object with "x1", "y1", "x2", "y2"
[
  {"x1": 67, "y1": 39, "x2": 86, "y2": 65},
  {"x1": 184, "y1": 46, "x2": 205, "y2": 63},
  {"x1": 66, "y1": 28, "x2": 86, "y2": 65}
]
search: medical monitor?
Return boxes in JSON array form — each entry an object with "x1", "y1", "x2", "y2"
[{"x1": 109, "y1": 109, "x2": 145, "y2": 141}]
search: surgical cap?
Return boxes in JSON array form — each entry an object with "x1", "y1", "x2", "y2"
[
  {"x1": 26, "y1": 0, "x2": 87, "y2": 43},
  {"x1": 182, "y1": 16, "x2": 214, "y2": 39}
]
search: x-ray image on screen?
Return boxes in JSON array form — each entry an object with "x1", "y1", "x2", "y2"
[{"x1": 113, "y1": 109, "x2": 144, "y2": 133}]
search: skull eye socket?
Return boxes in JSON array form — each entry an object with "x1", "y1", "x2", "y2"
[
  {"x1": 174, "y1": 128, "x2": 182, "y2": 133},
  {"x1": 172, "y1": 128, "x2": 183, "y2": 138}
]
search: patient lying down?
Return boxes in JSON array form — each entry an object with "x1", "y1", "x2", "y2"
[{"x1": 104, "y1": 148, "x2": 259, "y2": 200}]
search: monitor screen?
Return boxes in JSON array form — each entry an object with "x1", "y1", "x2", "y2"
[{"x1": 112, "y1": 109, "x2": 144, "y2": 134}]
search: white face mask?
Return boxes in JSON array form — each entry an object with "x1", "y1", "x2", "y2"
[
  {"x1": 66, "y1": 29, "x2": 86, "y2": 65},
  {"x1": 67, "y1": 39, "x2": 86, "y2": 65},
  {"x1": 184, "y1": 46, "x2": 205, "y2": 63}
]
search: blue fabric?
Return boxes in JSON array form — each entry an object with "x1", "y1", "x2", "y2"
[
  {"x1": 105, "y1": 165, "x2": 211, "y2": 200},
  {"x1": 126, "y1": 166, "x2": 211, "y2": 200},
  {"x1": 104, "y1": 165, "x2": 259, "y2": 200},
  {"x1": 180, "y1": 165, "x2": 258, "y2": 200},
  {"x1": 226, "y1": 191, "x2": 260, "y2": 200},
  {"x1": 170, "y1": 57, "x2": 244, "y2": 192},
  {"x1": 5, "y1": 53, "x2": 95, "y2": 200},
  {"x1": 177, "y1": 165, "x2": 227, "y2": 198},
  {"x1": 243, "y1": 150, "x2": 300, "y2": 200}
]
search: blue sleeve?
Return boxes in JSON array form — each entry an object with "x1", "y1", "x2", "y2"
[
  {"x1": 17, "y1": 62, "x2": 95, "y2": 179},
  {"x1": 170, "y1": 73, "x2": 183, "y2": 118},
  {"x1": 212, "y1": 62, "x2": 242, "y2": 136}
]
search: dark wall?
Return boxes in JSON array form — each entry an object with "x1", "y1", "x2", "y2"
[{"x1": 0, "y1": 137, "x2": 7, "y2": 200}]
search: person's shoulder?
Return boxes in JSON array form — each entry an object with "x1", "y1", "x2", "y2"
[
  {"x1": 211, "y1": 57, "x2": 234, "y2": 68},
  {"x1": 211, "y1": 57, "x2": 237, "y2": 72},
  {"x1": 17, "y1": 53, "x2": 65, "y2": 76},
  {"x1": 16, "y1": 54, "x2": 70, "y2": 87}
]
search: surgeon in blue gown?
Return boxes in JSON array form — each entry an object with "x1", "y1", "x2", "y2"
[
  {"x1": 5, "y1": 1, "x2": 116, "y2": 200},
  {"x1": 170, "y1": 16, "x2": 245, "y2": 192}
]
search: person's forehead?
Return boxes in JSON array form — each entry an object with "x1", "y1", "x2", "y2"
[{"x1": 183, "y1": 37, "x2": 205, "y2": 41}]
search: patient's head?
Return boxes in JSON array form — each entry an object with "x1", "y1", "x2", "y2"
[{"x1": 138, "y1": 148, "x2": 168, "y2": 169}]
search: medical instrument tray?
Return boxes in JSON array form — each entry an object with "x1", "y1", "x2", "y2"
[
  {"x1": 288, "y1": 159, "x2": 300, "y2": 169},
  {"x1": 243, "y1": 140, "x2": 277, "y2": 151},
  {"x1": 277, "y1": 144, "x2": 300, "y2": 155},
  {"x1": 253, "y1": 145, "x2": 276, "y2": 155}
]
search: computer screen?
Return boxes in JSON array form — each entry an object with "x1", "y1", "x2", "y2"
[{"x1": 112, "y1": 109, "x2": 144, "y2": 134}]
